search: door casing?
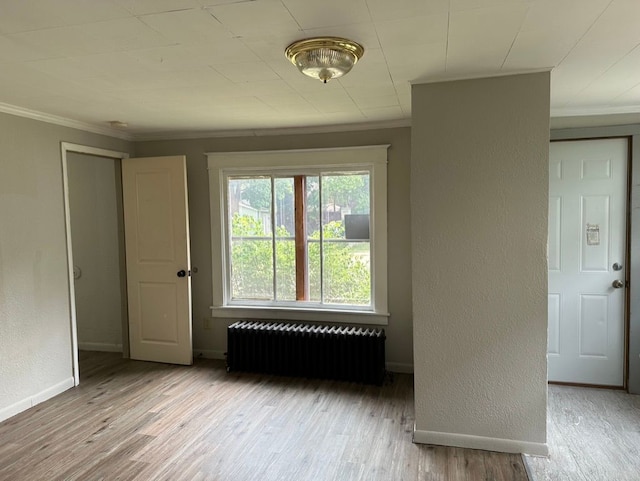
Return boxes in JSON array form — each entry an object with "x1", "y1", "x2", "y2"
[
  {"x1": 61, "y1": 142, "x2": 130, "y2": 386},
  {"x1": 548, "y1": 136, "x2": 631, "y2": 389}
]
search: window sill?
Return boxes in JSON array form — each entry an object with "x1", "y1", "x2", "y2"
[{"x1": 209, "y1": 305, "x2": 389, "y2": 326}]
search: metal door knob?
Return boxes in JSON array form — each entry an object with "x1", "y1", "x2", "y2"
[
  {"x1": 612, "y1": 279, "x2": 624, "y2": 289},
  {"x1": 177, "y1": 270, "x2": 186, "y2": 278}
]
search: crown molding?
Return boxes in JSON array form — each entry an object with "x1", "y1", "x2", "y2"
[
  {"x1": 0, "y1": 100, "x2": 411, "y2": 141},
  {"x1": 0, "y1": 102, "x2": 133, "y2": 141},
  {"x1": 132, "y1": 118, "x2": 412, "y2": 141},
  {"x1": 550, "y1": 105, "x2": 640, "y2": 118},
  {"x1": 7, "y1": 94, "x2": 639, "y2": 143}
]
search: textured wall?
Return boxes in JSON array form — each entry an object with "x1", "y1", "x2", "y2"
[
  {"x1": 67, "y1": 152, "x2": 123, "y2": 351},
  {"x1": 411, "y1": 72, "x2": 550, "y2": 453},
  {"x1": 134, "y1": 127, "x2": 414, "y2": 370},
  {"x1": 0, "y1": 112, "x2": 130, "y2": 421}
]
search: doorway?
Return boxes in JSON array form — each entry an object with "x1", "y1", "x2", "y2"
[
  {"x1": 547, "y1": 137, "x2": 629, "y2": 387},
  {"x1": 67, "y1": 152, "x2": 126, "y2": 352},
  {"x1": 61, "y1": 143, "x2": 129, "y2": 385}
]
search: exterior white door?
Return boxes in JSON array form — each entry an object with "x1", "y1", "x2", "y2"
[
  {"x1": 548, "y1": 138, "x2": 628, "y2": 386},
  {"x1": 122, "y1": 156, "x2": 192, "y2": 365}
]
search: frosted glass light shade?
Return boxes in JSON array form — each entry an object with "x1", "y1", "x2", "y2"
[{"x1": 285, "y1": 37, "x2": 364, "y2": 83}]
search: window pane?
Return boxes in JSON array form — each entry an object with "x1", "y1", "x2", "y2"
[
  {"x1": 274, "y1": 177, "x2": 295, "y2": 301},
  {"x1": 320, "y1": 173, "x2": 371, "y2": 306},
  {"x1": 275, "y1": 239, "x2": 295, "y2": 301},
  {"x1": 228, "y1": 177, "x2": 273, "y2": 300},
  {"x1": 308, "y1": 240, "x2": 321, "y2": 302},
  {"x1": 322, "y1": 172, "x2": 370, "y2": 221},
  {"x1": 230, "y1": 239, "x2": 273, "y2": 300},
  {"x1": 323, "y1": 241, "x2": 371, "y2": 305},
  {"x1": 306, "y1": 176, "x2": 321, "y2": 302},
  {"x1": 229, "y1": 177, "x2": 272, "y2": 233}
]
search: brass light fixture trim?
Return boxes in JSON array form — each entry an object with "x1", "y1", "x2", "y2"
[{"x1": 285, "y1": 37, "x2": 365, "y2": 83}]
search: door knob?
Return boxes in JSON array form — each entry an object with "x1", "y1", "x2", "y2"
[
  {"x1": 177, "y1": 270, "x2": 187, "y2": 278},
  {"x1": 612, "y1": 279, "x2": 624, "y2": 289}
]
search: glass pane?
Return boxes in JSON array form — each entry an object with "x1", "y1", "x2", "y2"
[
  {"x1": 230, "y1": 240, "x2": 273, "y2": 300},
  {"x1": 228, "y1": 177, "x2": 273, "y2": 300},
  {"x1": 308, "y1": 239, "x2": 321, "y2": 302},
  {"x1": 229, "y1": 177, "x2": 272, "y2": 233},
  {"x1": 274, "y1": 177, "x2": 295, "y2": 301},
  {"x1": 275, "y1": 239, "x2": 295, "y2": 301},
  {"x1": 321, "y1": 172, "x2": 370, "y2": 226},
  {"x1": 306, "y1": 176, "x2": 321, "y2": 302},
  {"x1": 323, "y1": 241, "x2": 371, "y2": 306},
  {"x1": 320, "y1": 172, "x2": 371, "y2": 305}
]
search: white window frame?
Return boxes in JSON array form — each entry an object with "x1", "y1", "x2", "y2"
[{"x1": 207, "y1": 145, "x2": 389, "y2": 325}]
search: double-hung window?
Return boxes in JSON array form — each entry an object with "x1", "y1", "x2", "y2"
[{"x1": 207, "y1": 145, "x2": 389, "y2": 324}]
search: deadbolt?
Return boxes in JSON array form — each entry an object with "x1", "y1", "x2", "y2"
[
  {"x1": 613, "y1": 263, "x2": 623, "y2": 271},
  {"x1": 612, "y1": 279, "x2": 624, "y2": 289}
]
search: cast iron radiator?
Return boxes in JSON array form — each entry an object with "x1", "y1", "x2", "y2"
[{"x1": 226, "y1": 321, "x2": 386, "y2": 385}]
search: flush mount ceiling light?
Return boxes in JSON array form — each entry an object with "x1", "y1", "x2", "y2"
[{"x1": 285, "y1": 37, "x2": 364, "y2": 84}]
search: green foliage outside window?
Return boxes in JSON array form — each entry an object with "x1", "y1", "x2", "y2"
[{"x1": 230, "y1": 214, "x2": 370, "y2": 305}]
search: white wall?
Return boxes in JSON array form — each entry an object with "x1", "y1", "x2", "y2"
[
  {"x1": 411, "y1": 72, "x2": 550, "y2": 455},
  {"x1": 67, "y1": 152, "x2": 123, "y2": 352},
  {"x1": 0, "y1": 112, "x2": 130, "y2": 422},
  {"x1": 134, "y1": 127, "x2": 414, "y2": 371}
]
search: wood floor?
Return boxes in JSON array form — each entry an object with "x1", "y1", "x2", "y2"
[
  {"x1": 0, "y1": 351, "x2": 528, "y2": 481},
  {"x1": 525, "y1": 384, "x2": 640, "y2": 481}
]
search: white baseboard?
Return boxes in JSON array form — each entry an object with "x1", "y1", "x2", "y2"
[
  {"x1": 78, "y1": 342, "x2": 122, "y2": 353},
  {"x1": 386, "y1": 362, "x2": 413, "y2": 373},
  {"x1": 0, "y1": 398, "x2": 31, "y2": 423},
  {"x1": 0, "y1": 377, "x2": 74, "y2": 423},
  {"x1": 413, "y1": 429, "x2": 548, "y2": 456},
  {"x1": 194, "y1": 349, "x2": 226, "y2": 360}
]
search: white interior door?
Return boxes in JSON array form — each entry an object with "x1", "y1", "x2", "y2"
[
  {"x1": 122, "y1": 156, "x2": 192, "y2": 365},
  {"x1": 548, "y1": 138, "x2": 628, "y2": 386}
]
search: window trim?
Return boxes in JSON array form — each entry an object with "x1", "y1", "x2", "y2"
[{"x1": 207, "y1": 145, "x2": 389, "y2": 325}]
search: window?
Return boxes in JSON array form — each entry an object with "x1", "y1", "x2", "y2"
[{"x1": 207, "y1": 145, "x2": 389, "y2": 325}]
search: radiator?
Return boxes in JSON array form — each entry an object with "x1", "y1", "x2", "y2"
[{"x1": 226, "y1": 321, "x2": 386, "y2": 385}]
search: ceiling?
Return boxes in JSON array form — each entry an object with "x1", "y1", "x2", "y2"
[{"x1": 1, "y1": 0, "x2": 639, "y2": 139}]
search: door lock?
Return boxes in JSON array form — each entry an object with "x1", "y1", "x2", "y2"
[
  {"x1": 613, "y1": 263, "x2": 623, "y2": 271},
  {"x1": 612, "y1": 279, "x2": 625, "y2": 289},
  {"x1": 177, "y1": 270, "x2": 187, "y2": 278}
]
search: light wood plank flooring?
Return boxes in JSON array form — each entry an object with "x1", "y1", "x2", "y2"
[
  {"x1": 0, "y1": 351, "x2": 528, "y2": 481},
  {"x1": 525, "y1": 384, "x2": 640, "y2": 481}
]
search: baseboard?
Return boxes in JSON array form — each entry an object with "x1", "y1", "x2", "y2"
[
  {"x1": 0, "y1": 398, "x2": 31, "y2": 423},
  {"x1": 78, "y1": 342, "x2": 122, "y2": 353},
  {"x1": 413, "y1": 429, "x2": 548, "y2": 456},
  {"x1": 386, "y1": 362, "x2": 413, "y2": 373},
  {"x1": 0, "y1": 377, "x2": 74, "y2": 423},
  {"x1": 194, "y1": 349, "x2": 226, "y2": 360}
]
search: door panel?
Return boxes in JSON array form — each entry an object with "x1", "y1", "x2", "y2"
[
  {"x1": 139, "y1": 282, "x2": 178, "y2": 343},
  {"x1": 122, "y1": 156, "x2": 192, "y2": 365},
  {"x1": 548, "y1": 294, "x2": 560, "y2": 355},
  {"x1": 548, "y1": 138, "x2": 627, "y2": 386}
]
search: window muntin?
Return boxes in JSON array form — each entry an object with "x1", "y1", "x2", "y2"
[{"x1": 226, "y1": 170, "x2": 371, "y2": 309}]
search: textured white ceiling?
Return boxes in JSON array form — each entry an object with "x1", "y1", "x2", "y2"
[{"x1": 0, "y1": 0, "x2": 638, "y2": 137}]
